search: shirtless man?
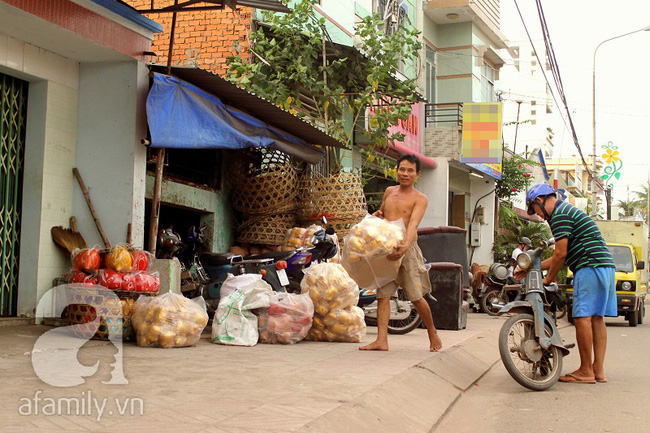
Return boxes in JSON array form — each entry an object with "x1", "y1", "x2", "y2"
[{"x1": 360, "y1": 155, "x2": 442, "y2": 352}]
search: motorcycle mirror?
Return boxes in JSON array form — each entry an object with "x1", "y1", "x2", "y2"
[
  {"x1": 321, "y1": 216, "x2": 328, "y2": 225},
  {"x1": 325, "y1": 226, "x2": 335, "y2": 235}
]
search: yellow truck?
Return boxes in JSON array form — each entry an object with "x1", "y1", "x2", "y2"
[{"x1": 566, "y1": 220, "x2": 648, "y2": 326}]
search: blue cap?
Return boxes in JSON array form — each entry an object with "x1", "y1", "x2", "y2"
[{"x1": 526, "y1": 183, "x2": 555, "y2": 215}]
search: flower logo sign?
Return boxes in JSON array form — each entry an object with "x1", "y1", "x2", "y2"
[{"x1": 601, "y1": 141, "x2": 622, "y2": 189}]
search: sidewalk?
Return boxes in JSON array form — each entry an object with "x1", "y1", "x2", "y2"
[{"x1": 0, "y1": 312, "x2": 505, "y2": 433}]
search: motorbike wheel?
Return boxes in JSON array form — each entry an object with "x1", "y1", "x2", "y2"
[
  {"x1": 387, "y1": 288, "x2": 422, "y2": 335},
  {"x1": 481, "y1": 287, "x2": 508, "y2": 316},
  {"x1": 499, "y1": 313, "x2": 563, "y2": 391},
  {"x1": 287, "y1": 279, "x2": 302, "y2": 294}
]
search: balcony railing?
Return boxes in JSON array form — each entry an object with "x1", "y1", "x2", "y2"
[{"x1": 425, "y1": 103, "x2": 463, "y2": 127}]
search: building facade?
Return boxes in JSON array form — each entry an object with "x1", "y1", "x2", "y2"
[{"x1": 0, "y1": 0, "x2": 161, "y2": 317}]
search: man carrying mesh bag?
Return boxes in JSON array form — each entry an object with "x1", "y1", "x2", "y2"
[{"x1": 347, "y1": 155, "x2": 442, "y2": 352}]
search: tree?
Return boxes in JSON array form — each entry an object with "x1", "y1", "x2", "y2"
[
  {"x1": 225, "y1": 0, "x2": 422, "y2": 174},
  {"x1": 495, "y1": 150, "x2": 538, "y2": 201},
  {"x1": 492, "y1": 216, "x2": 552, "y2": 264},
  {"x1": 632, "y1": 184, "x2": 649, "y2": 222},
  {"x1": 617, "y1": 199, "x2": 637, "y2": 218}
]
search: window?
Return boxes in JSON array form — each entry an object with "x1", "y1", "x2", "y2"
[
  {"x1": 531, "y1": 110, "x2": 536, "y2": 115},
  {"x1": 147, "y1": 147, "x2": 222, "y2": 190},
  {"x1": 425, "y1": 47, "x2": 436, "y2": 104},
  {"x1": 531, "y1": 101, "x2": 536, "y2": 106},
  {"x1": 531, "y1": 119, "x2": 537, "y2": 125},
  {"x1": 480, "y1": 63, "x2": 496, "y2": 102}
]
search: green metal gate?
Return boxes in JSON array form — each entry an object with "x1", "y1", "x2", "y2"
[{"x1": 0, "y1": 72, "x2": 28, "y2": 316}]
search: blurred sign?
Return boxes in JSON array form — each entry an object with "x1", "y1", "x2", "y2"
[
  {"x1": 460, "y1": 103, "x2": 502, "y2": 164},
  {"x1": 574, "y1": 162, "x2": 583, "y2": 192}
]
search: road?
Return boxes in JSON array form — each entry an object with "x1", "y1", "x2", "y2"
[{"x1": 434, "y1": 304, "x2": 650, "y2": 433}]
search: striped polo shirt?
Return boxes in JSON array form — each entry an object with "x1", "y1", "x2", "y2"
[{"x1": 548, "y1": 200, "x2": 614, "y2": 273}]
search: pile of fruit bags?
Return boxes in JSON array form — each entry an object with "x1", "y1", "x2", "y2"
[
  {"x1": 301, "y1": 263, "x2": 366, "y2": 342},
  {"x1": 69, "y1": 245, "x2": 159, "y2": 293}
]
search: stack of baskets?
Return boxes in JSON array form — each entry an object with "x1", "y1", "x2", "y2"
[
  {"x1": 297, "y1": 171, "x2": 367, "y2": 241},
  {"x1": 230, "y1": 149, "x2": 298, "y2": 246}
]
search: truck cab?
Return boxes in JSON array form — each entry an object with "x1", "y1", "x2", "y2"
[{"x1": 566, "y1": 242, "x2": 647, "y2": 326}]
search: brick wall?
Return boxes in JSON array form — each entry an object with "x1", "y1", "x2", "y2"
[
  {"x1": 126, "y1": 1, "x2": 252, "y2": 75},
  {"x1": 424, "y1": 126, "x2": 461, "y2": 160}
]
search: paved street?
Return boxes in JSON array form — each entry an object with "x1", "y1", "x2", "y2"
[
  {"x1": 0, "y1": 312, "x2": 504, "y2": 433},
  {"x1": 435, "y1": 302, "x2": 650, "y2": 433}
]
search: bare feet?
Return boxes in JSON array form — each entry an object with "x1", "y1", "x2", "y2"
[
  {"x1": 429, "y1": 330, "x2": 442, "y2": 352},
  {"x1": 359, "y1": 340, "x2": 389, "y2": 351}
]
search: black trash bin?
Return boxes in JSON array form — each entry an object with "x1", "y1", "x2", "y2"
[
  {"x1": 426, "y1": 262, "x2": 467, "y2": 330},
  {"x1": 417, "y1": 226, "x2": 469, "y2": 289}
]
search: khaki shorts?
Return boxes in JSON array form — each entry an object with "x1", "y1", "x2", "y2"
[{"x1": 377, "y1": 243, "x2": 432, "y2": 301}]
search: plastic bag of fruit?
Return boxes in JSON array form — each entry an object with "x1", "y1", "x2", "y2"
[
  {"x1": 257, "y1": 292, "x2": 313, "y2": 344},
  {"x1": 281, "y1": 225, "x2": 323, "y2": 251},
  {"x1": 300, "y1": 263, "x2": 359, "y2": 313},
  {"x1": 341, "y1": 214, "x2": 406, "y2": 290},
  {"x1": 131, "y1": 292, "x2": 208, "y2": 348},
  {"x1": 71, "y1": 246, "x2": 102, "y2": 273},
  {"x1": 300, "y1": 263, "x2": 365, "y2": 342},
  {"x1": 306, "y1": 306, "x2": 366, "y2": 343},
  {"x1": 211, "y1": 278, "x2": 273, "y2": 346}
]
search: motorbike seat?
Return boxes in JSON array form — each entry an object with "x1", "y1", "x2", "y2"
[
  {"x1": 200, "y1": 252, "x2": 243, "y2": 266},
  {"x1": 246, "y1": 250, "x2": 296, "y2": 261}
]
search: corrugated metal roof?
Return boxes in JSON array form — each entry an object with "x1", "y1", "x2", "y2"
[{"x1": 150, "y1": 65, "x2": 347, "y2": 149}]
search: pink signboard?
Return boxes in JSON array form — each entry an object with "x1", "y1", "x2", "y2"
[{"x1": 367, "y1": 102, "x2": 423, "y2": 154}]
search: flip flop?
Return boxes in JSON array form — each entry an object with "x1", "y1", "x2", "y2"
[
  {"x1": 596, "y1": 377, "x2": 608, "y2": 383},
  {"x1": 559, "y1": 373, "x2": 596, "y2": 384}
]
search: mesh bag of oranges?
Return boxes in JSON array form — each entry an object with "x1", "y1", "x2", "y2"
[{"x1": 300, "y1": 263, "x2": 366, "y2": 343}]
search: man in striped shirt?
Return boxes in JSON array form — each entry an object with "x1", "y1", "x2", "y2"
[{"x1": 519, "y1": 183, "x2": 616, "y2": 384}]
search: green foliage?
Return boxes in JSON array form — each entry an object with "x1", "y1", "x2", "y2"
[
  {"x1": 225, "y1": 0, "x2": 422, "y2": 173},
  {"x1": 493, "y1": 205, "x2": 552, "y2": 264},
  {"x1": 495, "y1": 151, "x2": 538, "y2": 201}
]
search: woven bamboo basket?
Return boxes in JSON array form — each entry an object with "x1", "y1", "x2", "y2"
[
  {"x1": 66, "y1": 289, "x2": 157, "y2": 341},
  {"x1": 229, "y1": 149, "x2": 298, "y2": 216},
  {"x1": 237, "y1": 213, "x2": 296, "y2": 246},
  {"x1": 298, "y1": 171, "x2": 368, "y2": 240}
]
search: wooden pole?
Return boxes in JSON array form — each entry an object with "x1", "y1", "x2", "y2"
[
  {"x1": 148, "y1": 0, "x2": 178, "y2": 254},
  {"x1": 72, "y1": 168, "x2": 111, "y2": 248}
]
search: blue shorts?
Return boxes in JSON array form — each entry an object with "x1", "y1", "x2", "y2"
[{"x1": 573, "y1": 266, "x2": 617, "y2": 318}]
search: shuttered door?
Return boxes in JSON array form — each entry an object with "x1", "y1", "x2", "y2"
[{"x1": 0, "y1": 72, "x2": 28, "y2": 316}]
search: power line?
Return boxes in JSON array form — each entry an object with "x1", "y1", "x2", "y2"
[{"x1": 513, "y1": 0, "x2": 602, "y2": 189}]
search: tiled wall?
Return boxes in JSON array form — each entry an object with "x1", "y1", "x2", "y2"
[{"x1": 424, "y1": 126, "x2": 461, "y2": 160}]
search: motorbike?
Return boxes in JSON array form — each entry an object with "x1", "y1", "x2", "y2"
[
  {"x1": 478, "y1": 262, "x2": 520, "y2": 316},
  {"x1": 497, "y1": 239, "x2": 572, "y2": 391}
]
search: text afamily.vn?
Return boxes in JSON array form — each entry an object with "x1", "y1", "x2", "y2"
[{"x1": 18, "y1": 390, "x2": 144, "y2": 421}]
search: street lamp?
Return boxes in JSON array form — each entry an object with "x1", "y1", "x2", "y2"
[{"x1": 591, "y1": 25, "x2": 650, "y2": 217}]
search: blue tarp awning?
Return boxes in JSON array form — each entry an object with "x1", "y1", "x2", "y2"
[{"x1": 146, "y1": 73, "x2": 326, "y2": 163}]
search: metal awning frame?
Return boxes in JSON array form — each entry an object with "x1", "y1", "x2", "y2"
[{"x1": 135, "y1": 0, "x2": 290, "y2": 14}]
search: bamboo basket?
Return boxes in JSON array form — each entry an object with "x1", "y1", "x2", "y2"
[
  {"x1": 229, "y1": 149, "x2": 298, "y2": 217},
  {"x1": 237, "y1": 213, "x2": 296, "y2": 246},
  {"x1": 298, "y1": 171, "x2": 368, "y2": 240},
  {"x1": 66, "y1": 289, "x2": 157, "y2": 341}
]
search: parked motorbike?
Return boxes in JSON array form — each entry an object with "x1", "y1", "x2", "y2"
[
  {"x1": 478, "y1": 262, "x2": 520, "y2": 316},
  {"x1": 497, "y1": 239, "x2": 572, "y2": 391},
  {"x1": 156, "y1": 226, "x2": 211, "y2": 299}
]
